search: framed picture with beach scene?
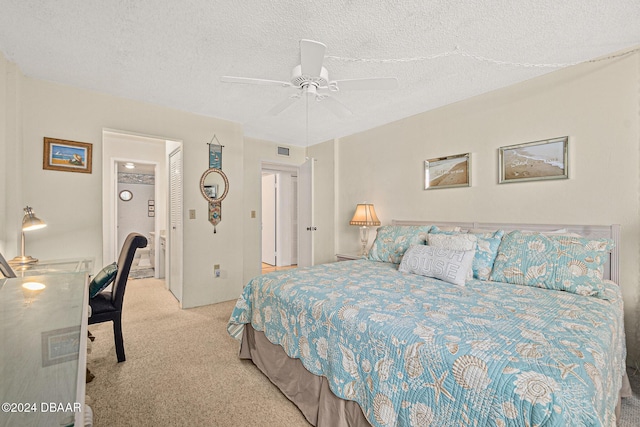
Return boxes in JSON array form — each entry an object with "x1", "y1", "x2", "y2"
[
  {"x1": 43, "y1": 137, "x2": 92, "y2": 174},
  {"x1": 424, "y1": 153, "x2": 471, "y2": 189},
  {"x1": 499, "y1": 137, "x2": 568, "y2": 184}
]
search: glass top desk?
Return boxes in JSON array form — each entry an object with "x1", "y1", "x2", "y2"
[
  {"x1": 10, "y1": 258, "x2": 93, "y2": 276},
  {"x1": 0, "y1": 261, "x2": 90, "y2": 427}
]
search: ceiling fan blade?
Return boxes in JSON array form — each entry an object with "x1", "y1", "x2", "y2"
[
  {"x1": 221, "y1": 76, "x2": 291, "y2": 87},
  {"x1": 300, "y1": 39, "x2": 326, "y2": 76},
  {"x1": 267, "y1": 94, "x2": 301, "y2": 116},
  {"x1": 330, "y1": 77, "x2": 398, "y2": 91},
  {"x1": 318, "y1": 95, "x2": 352, "y2": 119}
]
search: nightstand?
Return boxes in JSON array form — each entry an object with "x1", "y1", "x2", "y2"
[{"x1": 336, "y1": 253, "x2": 363, "y2": 262}]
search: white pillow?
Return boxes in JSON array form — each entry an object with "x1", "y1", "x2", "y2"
[
  {"x1": 399, "y1": 245, "x2": 476, "y2": 286},
  {"x1": 427, "y1": 233, "x2": 477, "y2": 251},
  {"x1": 427, "y1": 233, "x2": 478, "y2": 280}
]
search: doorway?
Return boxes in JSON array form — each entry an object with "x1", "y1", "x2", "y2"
[
  {"x1": 260, "y1": 159, "x2": 313, "y2": 273},
  {"x1": 116, "y1": 161, "x2": 156, "y2": 279},
  {"x1": 101, "y1": 130, "x2": 183, "y2": 302},
  {"x1": 261, "y1": 169, "x2": 297, "y2": 270}
]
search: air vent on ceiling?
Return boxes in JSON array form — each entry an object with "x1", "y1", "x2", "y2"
[{"x1": 277, "y1": 146, "x2": 290, "y2": 157}]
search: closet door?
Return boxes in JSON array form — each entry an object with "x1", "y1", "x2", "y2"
[{"x1": 168, "y1": 148, "x2": 183, "y2": 303}]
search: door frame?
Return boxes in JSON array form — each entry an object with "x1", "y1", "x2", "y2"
[
  {"x1": 260, "y1": 161, "x2": 302, "y2": 269},
  {"x1": 101, "y1": 130, "x2": 182, "y2": 287},
  {"x1": 261, "y1": 173, "x2": 277, "y2": 266}
]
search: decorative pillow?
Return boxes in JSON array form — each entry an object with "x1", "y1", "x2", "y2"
[
  {"x1": 89, "y1": 262, "x2": 118, "y2": 298},
  {"x1": 547, "y1": 234, "x2": 613, "y2": 296},
  {"x1": 467, "y1": 229, "x2": 505, "y2": 280},
  {"x1": 490, "y1": 231, "x2": 557, "y2": 288},
  {"x1": 430, "y1": 225, "x2": 462, "y2": 233},
  {"x1": 367, "y1": 225, "x2": 432, "y2": 264},
  {"x1": 490, "y1": 231, "x2": 613, "y2": 296},
  {"x1": 427, "y1": 232, "x2": 477, "y2": 280},
  {"x1": 399, "y1": 245, "x2": 476, "y2": 286},
  {"x1": 427, "y1": 232, "x2": 477, "y2": 250}
]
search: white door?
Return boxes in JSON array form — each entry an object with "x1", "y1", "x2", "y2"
[
  {"x1": 297, "y1": 158, "x2": 314, "y2": 267},
  {"x1": 261, "y1": 174, "x2": 276, "y2": 265},
  {"x1": 168, "y1": 148, "x2": 183, "y2": 302}
]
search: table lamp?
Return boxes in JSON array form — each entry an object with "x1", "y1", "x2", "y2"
[
  {"x1": 10, "y1": 206, "x2": 47, "y2": 266},
  {"x1": 349, "y1": 203, "x2": 380, "y2": 256}
]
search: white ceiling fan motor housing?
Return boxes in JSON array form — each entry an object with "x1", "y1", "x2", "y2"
[{"x1": 291, "y1": 65, "x2": 329, "y2": 89}]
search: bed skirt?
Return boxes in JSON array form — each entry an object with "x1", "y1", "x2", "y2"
[
  {"x1": 240, "y1": 324, "x2": 631, "y2": 426},
  {"x1": 240, "y1": 324, "x2": 372, "y2": 427}
]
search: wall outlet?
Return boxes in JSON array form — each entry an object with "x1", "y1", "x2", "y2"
[
  {"x1": 214, "y1": 264, "x2": 221, "y2": 278},
  {"x1": 251, "y1": 210, "x2": 256, "y2": 218},
  {"x1": 189, "y1": 209, "x2": 196, "y2": 219}
]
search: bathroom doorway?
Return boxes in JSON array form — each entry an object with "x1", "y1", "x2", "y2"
[
  {"x1": 102, "y1": 130, "x2": 182, "y2": 297},
  {"x1": 116, "y1": 161, "x2": 156, "y2": 279}
]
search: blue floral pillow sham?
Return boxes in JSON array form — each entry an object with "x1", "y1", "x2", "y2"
[
  {"x1": 550, "y1": 234, "x2": 614, "y2": 296},
  {"x1": 490, "y1": 230, "x2": 613, "y2": 297},
  {"x1": 367, "y1": 225, "x2": 432, "y2": 264}
]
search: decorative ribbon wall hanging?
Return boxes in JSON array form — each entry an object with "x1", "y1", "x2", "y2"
[{"x1": 200, "y1": 134, "x2": 229, "y2": 233}]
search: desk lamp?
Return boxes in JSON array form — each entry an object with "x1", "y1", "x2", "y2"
[
  {"x1": 10, "y1": 206, "x2": 47, "y2": 266},
  {"x1": 349, "y1": 203, "x2": 380, "y2": 256}
]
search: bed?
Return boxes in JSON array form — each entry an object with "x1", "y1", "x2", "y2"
[{"x1": 227, "y1": 221, "x2": 630, "y2": 426}]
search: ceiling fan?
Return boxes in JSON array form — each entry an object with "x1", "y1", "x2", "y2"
[{"x1": 221, "y1": 39, "x2": 398, "y2": 118}]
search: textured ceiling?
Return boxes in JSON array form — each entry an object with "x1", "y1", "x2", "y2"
[{"x1": 0, "y1": 1, "x2": 639, "y2": 146}]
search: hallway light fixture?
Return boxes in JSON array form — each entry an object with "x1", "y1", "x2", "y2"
[
  {"x1": 10, "y1": 206, "x2": 47, "y2": 266},
  {"x1": 349, "y1": 203, "x2": 380, "y2": 256}
]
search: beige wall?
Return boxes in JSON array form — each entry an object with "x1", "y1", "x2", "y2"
[
  {"x1": 1, "y1": 53, "x2": 248, "y2": 309},
  {"x1": 0, "y1": 55, "x2": 23, "y2": 256},
  {"x1": 335, "y1": 52, "x2": 640, "y2": 364}
]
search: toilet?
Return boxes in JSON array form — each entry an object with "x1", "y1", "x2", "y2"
[{"x1": 135, "y1": 247, "x2": 152, "y2": 268}]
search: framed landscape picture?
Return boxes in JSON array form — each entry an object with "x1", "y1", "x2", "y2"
[
  {"x1": 43, "y1": 137, "x2": 93, "y2": 174},
  {"x1": 424, "y1": 153, "x2": 471, "y2": 189},
  {"x1": 499, "y1": 137, "x2": 568, "y2": 184}
]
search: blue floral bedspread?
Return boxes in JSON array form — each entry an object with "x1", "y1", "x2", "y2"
[{"x1": 227, "y1": 259, "x2": 626, "y2": 427}]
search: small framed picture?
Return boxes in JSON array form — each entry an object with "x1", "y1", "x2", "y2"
[
  {"x1": 43, "y1": 137, "x2": 92, "y2": 174},
  {"x1": 499, "y1": 136, "x2": 568, "y2": 184},
  {"x1": 148, "y1": 200, "x2": 155, "y2": 206},
  {"x1": 41, "y1": 326, "x2": 81, "y2": 367},
  {"x1": 424, "y1": 153, "x2": 471, "y2": 189}
]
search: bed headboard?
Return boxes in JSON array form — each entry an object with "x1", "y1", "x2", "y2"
[{"x1": 391, "y1": 220, "x2": 621, "y2": 283}]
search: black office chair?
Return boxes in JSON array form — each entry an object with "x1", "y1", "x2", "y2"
[{"x1": 89, "y1": 232, "x2": 147, "y2": 362}]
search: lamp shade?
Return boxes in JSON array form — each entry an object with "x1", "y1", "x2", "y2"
[
  {"x1": 349, "y1": 204, "x2": 381, "y2": 227},
  {"x1": 22, "y1": 206, "x2": 46, "y2": 231}
]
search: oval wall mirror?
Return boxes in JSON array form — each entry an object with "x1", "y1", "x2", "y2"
[
  {"x1": 200, "y1": 168, "x2": 229, "y2": 203},
  {"x1": 119, "y1": 190, "x2": 133, "y2": 201}
]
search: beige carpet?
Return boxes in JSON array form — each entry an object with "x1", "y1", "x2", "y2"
[
  {"x1": 87, "y1": 278, "x2": 640, "y2": 427},
  {"x1": 86, "y1": 278, "x2": 310, "y2": 427}
]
